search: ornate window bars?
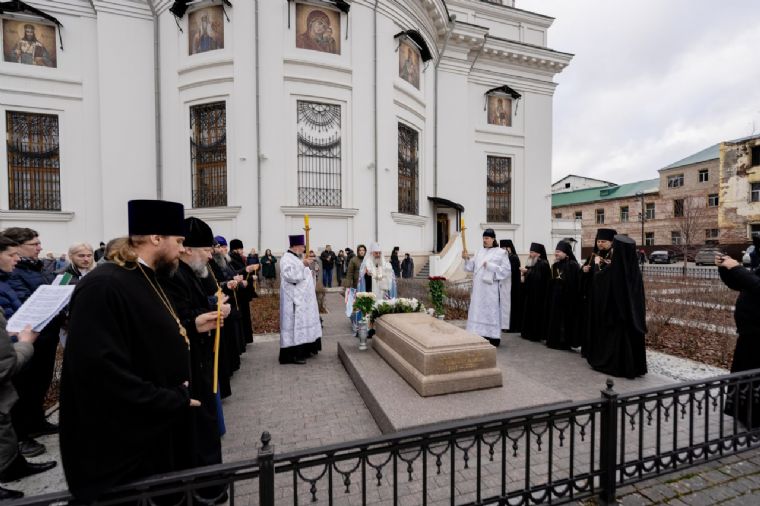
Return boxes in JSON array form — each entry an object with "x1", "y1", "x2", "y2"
[
  {"x1": 398, "y1": 124, "x2": 419, "y2": 215},
  {"x1": 487, "y1": 155, "x2": 511, "y2": 223},
  {"x1": 190, "y1": 102, "x2": 228, "y2": 208},
  {"x1": 6, "y1": 111, "x2": 61, "y2": 211},
  {"x1": 297, "y1": 101, "x2": 342, "y2": 208}
]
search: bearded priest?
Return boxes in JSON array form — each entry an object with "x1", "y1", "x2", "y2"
[
  {"x1": 358, "y1": 243, "x2": 397, "y2": 301},
  {"x1": 279, "y1": 234, "x2": 322, "y2": 365},
  {"x1": 462, "y1": 229, "x2": 510, "y2": 347}
]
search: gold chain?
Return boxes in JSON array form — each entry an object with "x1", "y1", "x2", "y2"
[{"x1": 137, "y1": 263, "x2": 190, "y2": 348}]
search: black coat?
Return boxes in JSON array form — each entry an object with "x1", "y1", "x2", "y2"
[
  {"x1": 585, "y1": 237, "x2": 647, "y2": 379},
  {"x1": 60, "y1": 263, "x2": 192, "y2": 502},
  {"x1": 521, "y1": 259, "x2": 551, "y2": 341},
  {"x1": 506, "y1": 253, "x2": 523, "y2": 332},
  {"x1": 160, "y1": 261, "x2": 222, "y2": 467},
  {"x1": 720, "y1": 264, "x2": 760, "y2": 427},
  {"x1": 546, "y1": 258, "x2": 582, "y2": 349}
]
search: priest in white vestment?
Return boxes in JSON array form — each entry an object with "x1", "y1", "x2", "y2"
[
  {"x1": 498, "y1": 239, "x2": 513, "y2": 332},
  {"x1": 462, "y1": 228, "x2": 509, "y2": 346},
  {"x1": 279, "y1": 234, "x2": 322, "y2": 364},
  {"x1": 358, "y1": 242, "x2": 397, "y2": 301}
]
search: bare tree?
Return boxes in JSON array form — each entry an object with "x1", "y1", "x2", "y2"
[{"x1": 673, "y1": 196, "x2": 710, "y2": 275}]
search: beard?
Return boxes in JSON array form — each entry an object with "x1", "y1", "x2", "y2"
[
  {"x1": 23, "y1": 34, "x2": 37, "y2": 43},
  {"x1": 155, "y1": 254, "x2": 179, "y2": 277},
  {"x1": 373, "y1": 257, "x2": 382, "y2": 267},
  {"x1": 525, "y1": 256, "x2": 537, "y2": 268},
  {"x1": 184, "y1": 257, "x2": 209, "y2": 278}
]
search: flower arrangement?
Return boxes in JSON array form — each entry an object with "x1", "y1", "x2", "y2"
[
  {"x1": 352, "y1": 292, "x2": 376, "y2": 316},
  {"x1": 370, "y1": 297, "x2": 426, "y2": 322},
  {"x1": 428, "y1": 276, "x2": 447, "y2": 317}
]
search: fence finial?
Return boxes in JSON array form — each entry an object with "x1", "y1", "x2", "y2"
[{"x1": 261, "y1": 431, "x2": 272, "y2": 450}]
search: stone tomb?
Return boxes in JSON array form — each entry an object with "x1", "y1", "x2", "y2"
[{"x1": 372, "y1": 313, "x2": 502, "y2": 396}]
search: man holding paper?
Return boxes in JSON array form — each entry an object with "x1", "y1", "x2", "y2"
[
  {"x1": 60, "y1": 200, "x2": 209, "y2": 502},
  {"x1": 2, "y1": 227, "x2": 62, "y2": 458}
]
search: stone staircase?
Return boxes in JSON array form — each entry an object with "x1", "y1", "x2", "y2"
[{"x1": 415, "y1": 261, "x2": 430, "y2": 279}]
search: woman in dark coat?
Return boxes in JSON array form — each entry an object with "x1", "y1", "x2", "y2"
[
  {"x1": 260, "y1": 249, "x2": 277, "y2": 288},
  {"x1": 390, "y1": 247, "x2": 401, "y2": 278}
]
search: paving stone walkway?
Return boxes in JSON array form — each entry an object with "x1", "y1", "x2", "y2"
[{"x1": 9, "y1": 292, "x2": 760, "y2": 506}]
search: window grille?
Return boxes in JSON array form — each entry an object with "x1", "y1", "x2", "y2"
[
  {"x1": 190, "y1": 102, "x2": 227, "y2": 208},
  {"x1": 6, "y1": 111, "x2": 61, "y2": 211},
  {"x1": 486, "y1": 156, "x2": 511, "y2": 222},
  {"x1": 297, "y1": 101, "x2": 342, "y2": 207},
  {"x1": 398, "y1": 124, "x2": 419, "y2": 215}
]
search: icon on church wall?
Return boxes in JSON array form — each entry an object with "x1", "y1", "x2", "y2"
[
  {"x1": 188, "y1": 6, "x2": 224, "y2": 55},
  {"x1": 398, "y1": 39, "x2": 420, "y2": 89},
  {"x1": 487, "y1": 95, "x2": 512, "y2": 127},
  {"x1": 295, "y1": 4, "x2": 340, "y2": 55},
  {"x1": 2, "y1": 19, "x2": 57, "y2": 68}
]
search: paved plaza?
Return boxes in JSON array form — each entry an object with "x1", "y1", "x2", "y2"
[{"x1": 9, "y1": 292, "x2": 760, "y2": 505}]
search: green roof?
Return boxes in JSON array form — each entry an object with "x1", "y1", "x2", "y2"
[
  {"x1": 552, "y1": 178, "x2": 659, "y2": 208},
  {"x1": 662, "y1": 143, "x2": 719, "y2": 170}
]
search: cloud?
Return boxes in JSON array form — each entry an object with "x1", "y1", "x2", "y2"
[{"x1": 517, "y1": 0, "x2": 760, "y2": 184}]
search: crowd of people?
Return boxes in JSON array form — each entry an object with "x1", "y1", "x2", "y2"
[
  {"x1": 2, "y1": 195, "x2": 757, "y2": 502},
  {"x1": 463, "y1": 227, "x2": 648, "y2": 380},
  {"x1": 0, "y1": 201, "x2": 272, "y2": 500}
]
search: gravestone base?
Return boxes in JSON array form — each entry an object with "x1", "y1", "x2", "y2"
[{"x1": 373, "y1": 313, "x2": 502, "y2": 396}]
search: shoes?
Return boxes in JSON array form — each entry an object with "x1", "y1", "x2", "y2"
[
  {"x1": 0, "y1": 486, "x2": 23, "y2": 499},
  {"x1": 28, "y1": 420, "x2": 59, "y2": 438},
  {"x1": 0, "y1": 455, "x2": 57, "y2": 482},
  {"x1": 18, "y1": 439, "x2": 45, "y2": 458}
]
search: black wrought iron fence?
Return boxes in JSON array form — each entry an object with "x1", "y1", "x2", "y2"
[
  {"x1": 641, "y1": 264, "x2": 720, "y2": 279},
  {"x1": 11, "y1": 370, "x2": 760, "y2": 506}
]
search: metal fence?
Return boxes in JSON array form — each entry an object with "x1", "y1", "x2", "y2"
[
  {"x1": 640, "y1": 264, "x2": 720, "y2": 280},
  {"x1": 12, "y1": 370, "x2": 760, "y2": 506}
]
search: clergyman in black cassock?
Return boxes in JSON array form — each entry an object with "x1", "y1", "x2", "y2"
[
  {"x1": 60, "y1": 200, "x2": 201, "y2": 502},
  {"x1": 500, "y1": 240, "x2": 523, "y2": 332},
  {"x1": 585, "y1": 234, "x2": 648, "y2": 379},
  {"x1": 160, "y1": 217, "x2": 228, "y2": 471},
  {"x1": 520, "y1": 242, "x2": 551, "y2": 342},
  {"x1": 579, "y1": 228, "x2": 617, "y2": 356},
  {"x1": 546, "y1": 241, "x2": 582, "y2": 350}
]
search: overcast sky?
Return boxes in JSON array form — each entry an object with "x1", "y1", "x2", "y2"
[{"x1": 517, "y1": 0, "x2": 760, "y2": 184}]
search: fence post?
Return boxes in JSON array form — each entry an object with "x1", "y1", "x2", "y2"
[
  {"x1": 258, "y1": 431, "x2": 275, "y2": 506},
  {"x1": 599, "y1": 379, "x2": 619, "y2": 505}
]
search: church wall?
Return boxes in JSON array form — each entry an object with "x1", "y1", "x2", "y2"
[{"x1": 0, "y1": 0, "x2": 568, "y2": 259}]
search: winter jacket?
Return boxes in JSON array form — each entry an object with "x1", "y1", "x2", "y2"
[
  {"x1": 0, "y1": 274, "x2": 22, "y2": 320},
  {"x1": 7, "y1": 258, "x2": 54, "y2": 303}
]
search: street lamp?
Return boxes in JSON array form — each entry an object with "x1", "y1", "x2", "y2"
[{"x1": 636, "y1": 191, "x2": 646, "y2": 248}]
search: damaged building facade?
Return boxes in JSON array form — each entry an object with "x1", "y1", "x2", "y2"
[{"x1": 718, "y1": 135, "x2": 760, "y2": 247}]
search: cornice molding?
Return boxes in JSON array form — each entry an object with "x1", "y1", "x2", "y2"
[
  {"x1": 281, "y1": 207, "x2": 359, "y2": 218},
  {"x1": 92, "y1": 0, "x2": 154, "y2": 20},
  {"x1": 0, "y1": 210, "x2": 75, "y2": 222},
  {"x1": 480, "y1": 222, "x2": 519, "y2": 231},
  {"x1": 391, "y1": 212, "x2": 428, "y2": 227},
  {"x1": 186, "y1": 206, "x2": 242, "y2": 220}
]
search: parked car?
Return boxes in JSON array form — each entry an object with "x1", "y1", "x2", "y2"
[
  {"x1": 694, "y1": 247, "x2": 723, "y2": 266},
  {"x1": 743, "y1": 245, "x2": 755, "y2": 267},
  {"x1": 648, "y1": 250, "x2": 682, "y2": 264}
]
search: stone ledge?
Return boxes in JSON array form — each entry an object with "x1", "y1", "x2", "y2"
[{"x1": 337, "y1": 336, "x2": 571, "y2": 433}]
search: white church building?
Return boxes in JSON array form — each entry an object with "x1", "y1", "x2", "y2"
[{"x1": 0, "y1": 0, "x2": 570, "y2": 275}]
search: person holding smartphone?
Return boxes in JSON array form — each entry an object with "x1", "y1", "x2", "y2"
[{"x1": 717, "y1": 250, "x2": 760, "y2": 428}]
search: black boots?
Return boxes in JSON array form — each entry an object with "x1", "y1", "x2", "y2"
[
  {"x1": 0, "y1": 486, "x2": 24, "y2": 499},
  {"x1": 0, "y1": 453, "x2": 57, "y2": 482}
]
